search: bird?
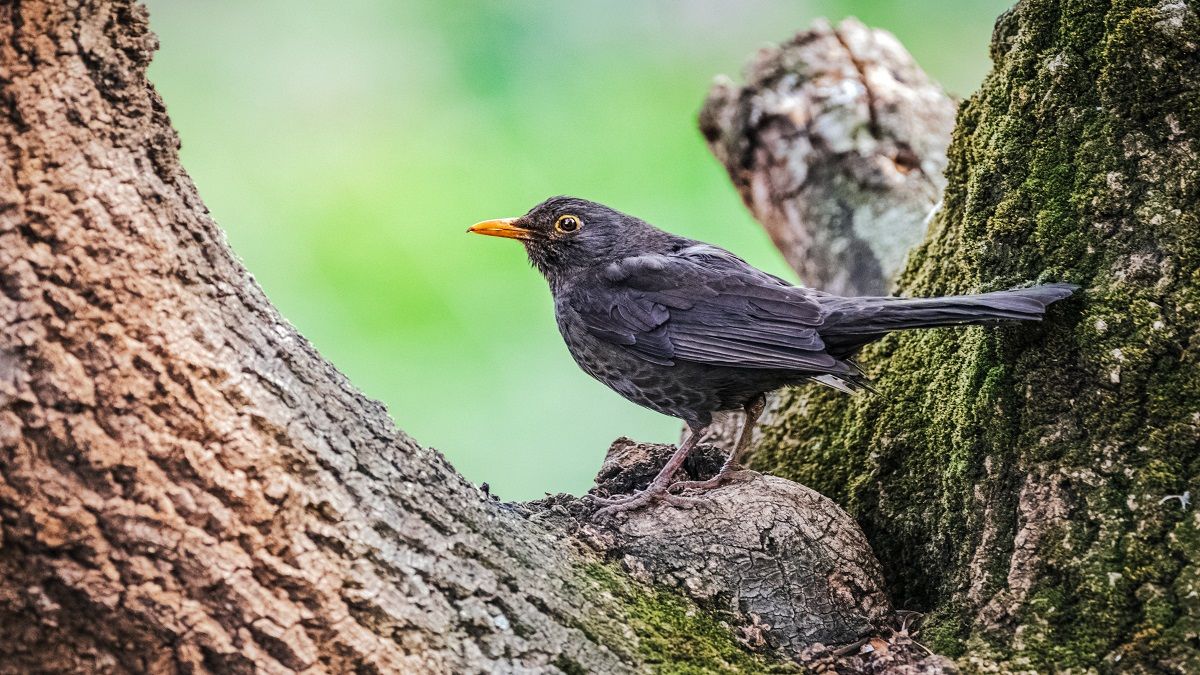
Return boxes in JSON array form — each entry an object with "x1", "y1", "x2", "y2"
[{"x1": 469, "y1": 196, "x2": 1077, "y2": 518}]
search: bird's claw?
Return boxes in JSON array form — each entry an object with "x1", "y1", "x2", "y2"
[
  {"x1": 590, "y1": 491, "x2": 658, "y2": 520},
  {"x1": 586, "y1": 470, "x2": 743, "y2": 519},
  {"x1": 661, "y1": 493, "x2": 704, "y2": 508},
  {"x1": 668, "y1": 477, "x2": 723, "y2": 494},
  {"x1": 587, "y1": 484, "x2": 704, "y2": 520},
  {"x1": 668, "y1": 467, "x2": 739, "y2": 494}
]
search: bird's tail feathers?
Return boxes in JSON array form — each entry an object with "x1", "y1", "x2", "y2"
[{"x1": 818, "y1": 283, "x2": 1077, "y2": 356}]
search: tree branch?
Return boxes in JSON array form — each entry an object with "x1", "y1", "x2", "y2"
[{"x1": 737, "y1": 2, "x2": 1200, "y2": 670}]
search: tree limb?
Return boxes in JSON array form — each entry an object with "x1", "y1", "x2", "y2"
[{"x1": 700, "y1": 17, "x2": 955, "y2": 297}]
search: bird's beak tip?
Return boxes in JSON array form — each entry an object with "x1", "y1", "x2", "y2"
[{"x1": 468, "y1": 218, "x2": 532, "y2": 241}]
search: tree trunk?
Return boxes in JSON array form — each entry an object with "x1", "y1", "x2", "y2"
[
  {"x1": 0, "y1": 2, "x2": 898, "y2": 673},
  {"x1": 735, "y1": 0, "x2": 1200, "y2": 671}
]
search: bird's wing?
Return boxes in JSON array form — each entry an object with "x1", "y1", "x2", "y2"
[{"x1": 569, "y1": 248, "x2": 842, "y2": 372}]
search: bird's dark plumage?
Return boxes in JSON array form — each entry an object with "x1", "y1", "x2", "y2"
[{"x1": 469, "y1": 196, "x2": 1077, "y2": 514}]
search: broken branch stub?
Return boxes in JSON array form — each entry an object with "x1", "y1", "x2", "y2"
[{"x1": 700, "y1": 17, "x2": 956, "y2": 297}]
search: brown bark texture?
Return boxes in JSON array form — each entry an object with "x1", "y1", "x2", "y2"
[{"x1": 0, "y1": 2, "x2": 902, "y2": 673}]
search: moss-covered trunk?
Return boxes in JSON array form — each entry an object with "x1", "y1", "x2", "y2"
[{"x1": 750, "y1": 0, "x2": 1200, "y2": 670}]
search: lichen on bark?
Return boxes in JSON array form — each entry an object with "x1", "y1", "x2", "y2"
[{"x1": 749, "y1": 0, "x2": 1199, "y2": 671}]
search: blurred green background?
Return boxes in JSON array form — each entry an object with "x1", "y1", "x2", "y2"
[{"x1": 144, "y1": 0, "x2": 1010, "y2": 500}]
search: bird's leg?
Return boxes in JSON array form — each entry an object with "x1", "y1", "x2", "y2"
[
  {"x1": 589, "y1": 427, "x2": 706, "y2": 518},
  {"x1": 669, "y1": 394, "x2": 767, "y2": 494},
  {"x1": 725, "y1": 393, "x2": 768, "y2": 472}
]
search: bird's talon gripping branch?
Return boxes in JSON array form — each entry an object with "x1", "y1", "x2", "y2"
[
  {"x1": 591, "y1": 491, "x2": 660, "y2": 520},
  {"x1": 591, "y1": 484, "x2": 703, "y2": 519},
  {"x1": 670, "y1": 463, "x2": 755, "y2": 494},
  {"x1": 668, "y1": 476, "x2": 727, "y2": 494},
  {"x1": 470, "y1": 197, "x2": 1076, "y2": 518}
]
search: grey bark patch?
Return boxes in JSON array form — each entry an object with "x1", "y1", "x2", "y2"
[{"x1": 699, "y1": 17, "x2": 955, "y2": 298}]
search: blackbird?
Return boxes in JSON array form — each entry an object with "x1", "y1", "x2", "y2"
[{"x1": 469, "y1": 196, "x2": 1076, "y2": 517}]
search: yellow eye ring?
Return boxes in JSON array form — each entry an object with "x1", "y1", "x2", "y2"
[{"x1": 555, "y1": 214, "x2": 582, "y2": 233}]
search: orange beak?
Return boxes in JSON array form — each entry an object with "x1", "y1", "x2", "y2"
[{"x1": 467, "y1": 218, "x2": 534, "y2": 241}]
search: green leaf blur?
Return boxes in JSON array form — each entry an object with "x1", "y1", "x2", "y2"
[{"x1": 145, "y1": 0, "x2": 1010, "y2": 500}]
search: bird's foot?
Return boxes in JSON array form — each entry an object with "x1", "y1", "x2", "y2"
[
  {"x1": 668, "y1": 466, "x2": 741, "y2": 494},
  {"x1": 661, "y1": 493, "x2": 705, "y2": 508},
  {"x1": 587, "y1": 485, "x2": 702, "y2": 520},
  {"x1": 591, "y1": 491, "x2": 657, "y2": 519}
]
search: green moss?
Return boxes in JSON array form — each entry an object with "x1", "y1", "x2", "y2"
[
  {"x1": 575, "y1": 561, "x2": 791, "y2": 674},
  {"x1": 751, "y1": 0, "x2": 1200, "y2": 670}
]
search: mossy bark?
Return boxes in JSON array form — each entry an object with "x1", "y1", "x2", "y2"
[{"x1": 750, "y1": 0, "x2": 1200, "y2": 671}]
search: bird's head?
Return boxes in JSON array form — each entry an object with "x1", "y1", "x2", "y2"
[{"x1": 469, "y1": 196, "x2": 664, "y2": 284}]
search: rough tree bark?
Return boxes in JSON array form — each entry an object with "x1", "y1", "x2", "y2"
[
  {"x1": 725, "y1": 1, "x2": 1200, "y2": 672},
  {"x1": 701, "y1": 17, "x2": 956, "y2": 300},
  {"x1": 0, "y1": 2, "x2": 902, "y2": 673}
]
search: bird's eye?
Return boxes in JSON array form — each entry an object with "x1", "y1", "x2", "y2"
[{"x1": 555, "y1": 214, "x2": 582, "y2": 233}]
